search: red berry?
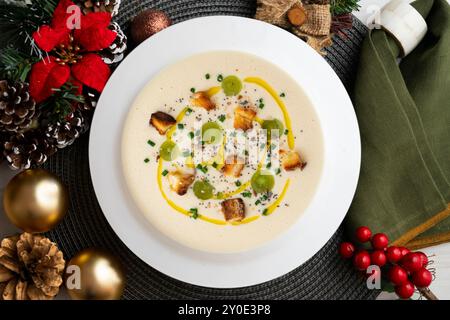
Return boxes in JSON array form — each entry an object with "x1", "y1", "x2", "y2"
[
  {"x1": 339, "y1": 242, "x2": 355, "y2": 259},
  {"x1": 355, "y1": 226, "x2": 372, "y2": 243},
  {"x1": 353, "y1": 251, "x2": 371, "y2": 271},
  {"x1": 401, "y1": 253, "x2": 423, "y2": 273},
  {"x1": 371, "y1": 233, "x2": 389, "y2": 250},
  {"x1": 412, "y1": 268, "x2": 432, "y2": 288},
  {"x1": 395, "y1": 281, "x2": 415, "y2": 299},
  {"x1": 398, "y1": 246, "x2": 410, "y2": 257},
  {"x1": 416, "y1": 252, "x2": 429, "y2": 267},
  {"x1": 386, "y1": 246, "x2": 403, "y2": 263},
  {"x1": 388, "y1": 265, "x2": 408, "y2": 285},
  {"x1": 370, "y1": 250, "x2": 387, "y2": 267}
]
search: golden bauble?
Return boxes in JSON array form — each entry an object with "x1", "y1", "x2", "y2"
[
  {"x1": 3, "y1": 169, "x2": 68, "y2": 233},
  {"x1": 66, "y1": 248, "x2": 125, "y2": 300},
  {"x1": 130, "y1": 9, "x2": 172, "y2": 44}
]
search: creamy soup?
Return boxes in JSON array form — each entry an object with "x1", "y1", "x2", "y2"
[{"x1": 122, "y1": 51, "x2": 324, "y2": 253}]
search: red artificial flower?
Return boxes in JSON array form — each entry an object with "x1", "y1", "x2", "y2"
[{"x1": 30, "y1": 0, "x2": 116, "y2": 102}]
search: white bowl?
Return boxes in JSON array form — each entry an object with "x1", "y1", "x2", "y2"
[{"x1": 89, "y1": 16, "x2": 360, "y2": 288}]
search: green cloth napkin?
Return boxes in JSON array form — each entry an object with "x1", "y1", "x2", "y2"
[{"x1": 345, "y1": 0, "x2": 450, "y2": 248}]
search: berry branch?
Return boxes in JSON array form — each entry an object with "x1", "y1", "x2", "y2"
[{"x1": 340, "y1": 226, "x2": 438, "y2": 300}]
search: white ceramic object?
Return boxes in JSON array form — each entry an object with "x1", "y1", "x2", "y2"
[
  {"x1": 89, "y1": 16, "x2": 361, "y2": 288},
  {"x1": 380, "y1": 0, "x2": 427, "y2": 56}
]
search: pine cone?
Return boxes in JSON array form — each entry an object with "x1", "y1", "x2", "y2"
[
  {"x1": 44, "y1": 110, "x2": 88, "y2": 149},
  {"x1": 0, "y1": 80, "x2": 39, "y2": 134},
  {"x1": 100, "y1": 22, "x2": 127, "y2": 66},
  {"x1": 3, "y1": 130, "x2": 57, "y2": 170},
  {"x1": 75, "y1": 0, "x2": 121, "y2": 16},
  {"x1": 80, "y1": 88, "x2": 100, "y2": 110},
  {"x1": 0, "y1": 233, "x2": 65, "y2": 300}
]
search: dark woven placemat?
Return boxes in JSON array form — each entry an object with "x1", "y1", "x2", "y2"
[{"x1": 43, "y1": 0, "x2": 378, "y2": 299}]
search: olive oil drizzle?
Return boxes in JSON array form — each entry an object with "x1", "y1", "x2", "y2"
[{"x1": 244, "y1": 77, "x2": 295, "y2": 150}]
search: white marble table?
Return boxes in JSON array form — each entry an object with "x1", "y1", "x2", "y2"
[{"x1": 0, "y1": 0, "x2": 448, "y2": 300}]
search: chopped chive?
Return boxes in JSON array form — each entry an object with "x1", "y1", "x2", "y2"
[
  {"x1": 244, "y1": 150, "x2": 249, "y2": 156},
  {"x1": 241, "y1": 191, "x2": 252, "y2": 198},
  {"x1": 255, "y1": 200, "x2": 261, "y2": 205},
  {"x1": 217, "y1": 74, "x2": 223, "y2": 82},
  {"x1": 261, "y1": 194, "x2": 268, "y2": 201},
  {"x1": 144, "y1": 158, "x2": 150, "y2": 163},
  {"x1": 275, "y1": 168, "x2": 281, "y2": 175},
  {"x1": 147, "y1": 139, "x2": 155, "y2": 147},
  {"x1": 205, "y1": 73, "x2": 210, "y2": 79},
  {"x1": 189, "y1": 208, "x2": 199, "y2": 219},
  {"x1": 177, "y1": 123, "x2": 184, "y2": 129},
  {"x1": 262, "y1": 208, "x2": 268, "y2": 216},
  {"x1": 162, "y1": 169, "x2": 169, "y2": 176},
  {"x1": 190, "y1": 87, "x2": 196, "y2": 93},
  {"x1": 235, "y1": 180, "x2": 242, "y2": 187},
  {"x1": 218, "y1": 114, "x2": 226, "y2": 122},
  {"x1": 266, "y1": 162, "x2": 272, "y2": 169},
  {"x1": 188, "y1": 132, "x2": 194, "y2": 139},
  {"x1": 186, "y1": 107, "x2": 193, "y2": 115},
  {"x1": 196, "y1": 164, "x2": 208, "y2": 174},
  {"x1": 280, "y1": 92, "x2": 286, "y2": 97},
  {"x1": 284, "y1": 129, "x2": 289, "y2": 135},
  {"x1": 212, "y1": 162, "x2": 218, "y2": 168}
]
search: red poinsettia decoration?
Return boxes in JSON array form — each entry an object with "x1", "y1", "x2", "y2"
[{"x1": 30, "y1": 0, "x2": 117, "y2": 102}]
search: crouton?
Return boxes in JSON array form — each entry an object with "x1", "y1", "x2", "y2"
[
  {"x1": 222, "y1": 155, "x2": 245, "y2": 177},
  {"x1": 190, "y1": 91, "x2": 215, "y2": 111},
  {"x1": 167, "y1": 170, "x2": 195, "y2": 195},
  {"x1": 234, "y1": 106, "x2": 256, "y2": 131},
  {"x1": 150, "y1": 111, "x2": 176, "y2": 135},
  {"x1": 280, "y1": 149, "x2": 306, "y2": 171},
  {"x1": 221, "y1": 198, "x2": 245, "y2": 222}
]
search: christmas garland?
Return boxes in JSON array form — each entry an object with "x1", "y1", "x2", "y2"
[
  {"x1": 0, "y1": 0, "x2": 359, "y2": 170},
  {"x1": 0, "y1": 0, "x2": 126, "y2": 170}
]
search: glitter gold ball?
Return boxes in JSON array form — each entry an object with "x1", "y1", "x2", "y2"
[
  {"x1": 3, "y1": 169, "x2": 68, "y2": 233},
  {"x1": 131, "y1": 9, "x2": 172, "y2": 44}
]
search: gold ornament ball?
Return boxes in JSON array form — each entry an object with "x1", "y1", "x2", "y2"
[
  {"x1": 131, "y1": 9, "x2": 172, "y2": 44},
  {"x1": 66, "y1": 248, "x2": 125, "y2": 300},
  {"x1": 3, "y1": 169, "x2": 69, "y2": 233}
]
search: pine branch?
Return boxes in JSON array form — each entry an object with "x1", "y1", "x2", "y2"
[
  {"x1": 0, "y1": 0, "x2": 58, "y2": 51},
  {"x1": 40, "y1": 83, "x2": 86, "y2": 122},
  {"x1": 331, "y1": 0, "x2": 361, "y2": 15},
  {"x1": 0, "y1": 47, "x2": 39, "y2": 82}
]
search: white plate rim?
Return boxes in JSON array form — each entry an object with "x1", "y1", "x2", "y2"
[{"x1": 89, "y1": 16, "x2": 361, "y2": 288}]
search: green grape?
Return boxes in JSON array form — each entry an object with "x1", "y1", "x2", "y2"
[
  {"x1": 202, "y1": 121, "x2": 223, "y2": 145},
  {"x1": 159, "y1": 140, "x2": 180, "y2": 161},
  {"x1": 221, "y1": 75, "x2": 242, "y2": 96},
  {"x1": 251, "y1": 170, "x2": 275, "y2": 193},
  {"x1": 262, "y1": 119, "x2": 284, "y2": 140},
  {"x1": 193, "y1": 180, "x2": 214, "y2": 200}
]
